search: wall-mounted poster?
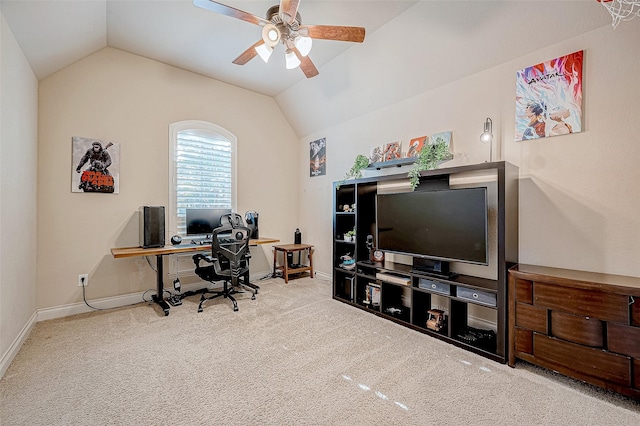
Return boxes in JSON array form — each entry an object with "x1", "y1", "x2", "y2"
[
  {"x1": 72, "y1": 137, "x2": 120, "y2": 193},
  {"x1": 515, "y1": 50, "x2": 583, "y2": 141},
  {"x1": 310, "y1": 137, "x2": 326, "y2": 177}
]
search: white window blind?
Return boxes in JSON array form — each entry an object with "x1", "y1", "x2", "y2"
[{"x1": 169, "y1": 121, "x2": 237, "y2": 237}]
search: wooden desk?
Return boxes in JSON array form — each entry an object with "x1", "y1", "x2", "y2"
[
  {"x1": 272, "y1": 244, "x2": 314, "y2": 283},
  {"x1": 111, "y1": 237, "x2": 279, "y2": 315}
]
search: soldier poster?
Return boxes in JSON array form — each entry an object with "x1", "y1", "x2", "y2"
[
  {"x1": 71, "y1": 136, "x2": 120, "y2": 193},
  {"x1": 310, "y1": 138, "x2": 326, "y2": 177},
  {"x1": 515, "y1": 50, "x2": 583, "y2": 141}
]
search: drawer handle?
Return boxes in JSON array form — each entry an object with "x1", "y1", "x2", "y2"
[
  {"x1": 431, "y1": 284, "x2": 437, "y2": 289},
  {"x1": 472, "y1": 293, "x2": 479, "y2": 299}
]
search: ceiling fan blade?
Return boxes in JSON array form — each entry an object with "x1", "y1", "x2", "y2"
[
  {"x1": 292, "y1": 47, "x2": 319, "y2": 78},
  {"x1": 232, "y1": 40, "x2": 263, "y2": 65},
  {"x1": 279, "y1": 0, "x2": 300, "y2": 24},
  {"x1": 300, "y1": 25, "x2": 365, "y2": 43},
  {"x1": 193, "y1": 0, "x2": 269, "y2": 26}
]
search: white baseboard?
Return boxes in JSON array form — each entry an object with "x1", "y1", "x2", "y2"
[
  {"x1": 37, "y1": 269, "x2": 274, "y2": 322},
  {"x1": 0, "y1": 311, "x2": 37, "y2": 379},
  {"x1": 315, "y1": 271, "x2": 331, "y2": 281},
  {"x1": 2, "y1": 269, "x2": 327, "y2": 379}
]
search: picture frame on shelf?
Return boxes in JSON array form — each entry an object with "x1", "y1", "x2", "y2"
[
  {"x1": 429, "y1": 131, "x2": 452, "y2": 150},
  {"x1": 407, "y1": 136, "x2": 427, "y2": 158},
  {"x1": 369, "y1": 145, "x2": 383, "y2": 164},
  {"x1": 382, "y1": 141, "x2": 402, "y2": 162}
]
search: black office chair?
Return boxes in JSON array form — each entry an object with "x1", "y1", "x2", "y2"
[
  {"x1": 192, "y1": 223, "x2": 259, "y2": 312},
  {"x1": 220, "y1": 212, "x2": 245, "y2": 228}
]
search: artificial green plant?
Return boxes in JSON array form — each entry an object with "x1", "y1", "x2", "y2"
[
  {"x1": 407, "y1": 140, "x2": 452, "y2": 190},
  {"x1": 337, "y1": 154, "x2": 370, "y2": 188}
]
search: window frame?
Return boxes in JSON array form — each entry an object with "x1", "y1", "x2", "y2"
[{"x1": 168, "y1": 120, "x2": 237, "y2": 237}]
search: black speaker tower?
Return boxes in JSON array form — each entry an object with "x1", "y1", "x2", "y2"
[{"x1": 139, "y1": 206, "x2": 165, "y2": 248}]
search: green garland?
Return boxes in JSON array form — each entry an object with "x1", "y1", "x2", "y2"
[
  {"x1": 337, "y1": 154, "x2": 370, "y2": 188},
  {"x1": 407, "y1": 141, "x2": 451, "y2": 190}
]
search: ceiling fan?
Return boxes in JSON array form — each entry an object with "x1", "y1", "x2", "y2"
[{"x1": 193, "y1": 0, "x2": 366, "y2": 78}]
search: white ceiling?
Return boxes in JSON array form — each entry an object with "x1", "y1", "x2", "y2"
[
  {"x1": 0, "y1": 0, "x2": 417, "y2": 97},
  {"x1": 1, "y1": 1, "x2": 618, "y2": 137}
]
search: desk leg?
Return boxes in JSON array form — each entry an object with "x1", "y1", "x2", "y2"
[
  {"x1": 283, "y1": 250, "x2": 289, "y2": 283},
  {"x1": 272, "y1": 248, "x2": 277, "y2": 278},
  {"x1": 308, "y1": 248, "x2": 314, "y2": 279},
  {"x1": 151, "y1": 254, "x2": 170, "y2": 316}
]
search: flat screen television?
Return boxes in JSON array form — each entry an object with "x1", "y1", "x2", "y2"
[
  {"x1": 376, "y1": 187, "x2": 488, "y2": 271},
  {"x1": 186, "y1": 208, "x2": 232, "y2": 236}
]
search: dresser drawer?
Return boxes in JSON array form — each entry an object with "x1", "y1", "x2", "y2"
[
  {"x1": 534, "y1": 282, "x2": 629, "y2": 323},
  {"x1": 550, "y1": 311, "x2": 604, "y2": 348},
  {"x1": 418, "y1": 278, "x2": 450, "y2": 295},
  {"x1": 456, "y1": 286, "x2": 496, "y2": 307},
  {"x1": 533, "y1": 333, "x2": 631, "y2": 387}
]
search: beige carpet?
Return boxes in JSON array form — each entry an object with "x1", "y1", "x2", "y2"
[{"x1": 1, "y1": 276, "x2": 639, "y2": 425}]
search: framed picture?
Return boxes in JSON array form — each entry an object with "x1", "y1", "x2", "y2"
[
  {"x1": 407, "y1": 136, "x2": 427, "y2": 157},
  {"x1": 71, "y1": 136, "x2": 120, "y2": 193},
  {"x1": 430, "y1": 131, "x2": 452, "y2": 148},
  {"x1": 515, "y1": 50, "x2": 583, "y2": 141},
  {"x1": 369, "y1": 145, "x2": 383, "y2": 164},
  {"x1": 310, "y1": 138, "x2": 326, "y2": 177},
  {"x1": 382, "y1": 141, "x2": 401, "y2": 161}
]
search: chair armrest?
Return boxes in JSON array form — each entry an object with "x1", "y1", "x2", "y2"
[{"x1": 192, "y1": 253, "x2": 215, "y2": 267}]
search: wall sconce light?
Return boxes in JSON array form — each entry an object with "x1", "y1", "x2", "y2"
[{"x1": 480, "y1": 117, "x2": 493, "y2": 162}]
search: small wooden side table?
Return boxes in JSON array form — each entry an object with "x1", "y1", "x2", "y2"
[{"x1": 272, "y1": 243, "x2": 314, "y2": 283}]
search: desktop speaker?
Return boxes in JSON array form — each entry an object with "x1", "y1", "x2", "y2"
[
  {"x1": 245, "y1": 211, "x2": 259, "y2": 239},
  {"x1": 139, "y1": 206, "x2": 165, "y2": 248}
]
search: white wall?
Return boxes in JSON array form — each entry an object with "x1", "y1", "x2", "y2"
[
  {"x1": 0, "y1": 12, "x2": 38, "y2": 373},
  {"x1": 295, "y1": 21, "x2": 640, "y2": 279},
  {"x1": 37, "y1": 47, "x2": 299, "y2": 309}
]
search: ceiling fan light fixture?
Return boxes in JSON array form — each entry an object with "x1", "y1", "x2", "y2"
[
  {"x1": 255, "y1": 43, "x2": 273, "y2": 63},
  {"x1": 294, "y1": 35, "x2": 312, "y2": 57},
  {"x1": 262, "y1": 23, "x2": 281, "y2": 47},
  {"x1": 285, "y1": 49, "x2": 301, "y2": 69}
]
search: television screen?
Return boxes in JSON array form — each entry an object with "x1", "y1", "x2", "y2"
[
  {"x1": 186, "y1": 208, "x2": 232, "y2": 236},
  {"x1": 376, "y1": 187, "x2": 488, "y2": 265}
]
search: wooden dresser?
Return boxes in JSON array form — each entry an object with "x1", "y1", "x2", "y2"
[{"x1": 508, "y1": 264, "x2": 640, "y2": 399}]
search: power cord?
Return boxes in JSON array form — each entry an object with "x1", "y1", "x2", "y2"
[{"x1": 80, "y1": 276, "x2": 160, "y2": 311}]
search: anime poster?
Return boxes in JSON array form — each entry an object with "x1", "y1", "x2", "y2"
[
  {"x1": 407, "y1": 136, "x2": 427, "y2": 157},
  {"x1": 71, "y1": 137, "x2": 120, "y2": 193},
  {"x1": 515, "y1": 50, "x2": 583, "y2": 141},
  {"x1": 310, "y1": 138, "x2": 326, "y2": 177}
]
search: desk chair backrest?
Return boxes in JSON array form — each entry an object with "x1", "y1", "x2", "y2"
[
  {"x1": 220, "y1": 212, "x2": 245, "y2": 228},
  {"x1": 211, "y1": 224, "x2": 251, "y2": 285}
]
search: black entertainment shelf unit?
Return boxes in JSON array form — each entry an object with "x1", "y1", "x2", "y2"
[{"x1": 333, "y1": 161, "x2": 518, "y2": 363}]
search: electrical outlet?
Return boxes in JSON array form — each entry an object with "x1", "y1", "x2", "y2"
[{"x1": 78, "y1": 273, "x2": 89, "y2": 287}]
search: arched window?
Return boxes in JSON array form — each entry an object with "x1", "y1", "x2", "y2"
[{"x1": 168, "y1": 120, "x2": 237, "y2": 236}]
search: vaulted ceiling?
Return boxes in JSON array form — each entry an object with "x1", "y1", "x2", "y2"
[
  {"x1": 1, "y1": 1, "x2": 615, "y2": 137},
  {"x1": 0, "y1": 0, "x2": 415, "y2": 97}
]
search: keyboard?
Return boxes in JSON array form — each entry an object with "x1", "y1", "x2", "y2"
[{"x1": 186, "y1": 237, "x2": 238, "y2": 246}]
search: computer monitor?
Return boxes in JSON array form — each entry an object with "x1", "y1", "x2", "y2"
[{"x1": 185, "y1": 208, "x2": 232, "y2": 236}]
